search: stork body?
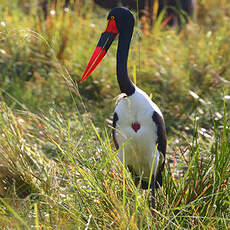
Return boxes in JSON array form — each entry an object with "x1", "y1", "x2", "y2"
[
  {"x1": 81, "y1": 7, "x2": 167, "y2": 212},
  {"x1": 113, "y1": 87, "x2": 165, "y2": 185}
]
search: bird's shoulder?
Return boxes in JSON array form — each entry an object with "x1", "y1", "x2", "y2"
[{"x1": 115, "y1": 87, "x2": 163, "y2": 117}]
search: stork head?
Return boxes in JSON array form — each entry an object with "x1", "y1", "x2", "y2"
[{"x1": 81, "y1": 7, "x2": 135, "y2": 82}]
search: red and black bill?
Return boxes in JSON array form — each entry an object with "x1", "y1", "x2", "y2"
[{"x1": 81, "y1": 17, "x2": 119, "y2": 81}]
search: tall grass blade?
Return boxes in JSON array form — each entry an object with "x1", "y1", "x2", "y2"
[{"x1": 0, "y1": 198, "x2": 30, "y2": 230}]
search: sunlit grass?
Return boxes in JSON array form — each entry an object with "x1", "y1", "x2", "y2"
[{"x1": 0, "y1": 97, "x2": 229, "y2": 228}]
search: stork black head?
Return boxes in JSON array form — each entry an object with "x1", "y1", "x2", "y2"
[
  {"x1": 81, "y1": 7, "x2": 135, "y2": 81},
  {"x1": 107, "y1": 7, "x2": 135, "y2": 34}
]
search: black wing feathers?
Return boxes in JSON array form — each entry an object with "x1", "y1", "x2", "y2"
[
  {"x1": 152, "y1": 111, "x2": 167, "y2": 157},
  {"x1": 112, "y1": 112, "x2": 119, "y2": 149},
  {"x1": 152, "y1": 111, "x2": 167, "y2": 188}
]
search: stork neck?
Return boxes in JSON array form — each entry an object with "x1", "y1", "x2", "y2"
[{"x1": 117, "y1": 31, "x2": 135, "y2": 96}]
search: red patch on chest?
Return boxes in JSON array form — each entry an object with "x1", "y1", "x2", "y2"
[{"x1": 132, "y1": 122, "x2": 141, "y2": 132}]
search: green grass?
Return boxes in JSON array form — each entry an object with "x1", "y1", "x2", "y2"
[{"x1": 0, "y1": 0, "x2": 229, "y2": 229}]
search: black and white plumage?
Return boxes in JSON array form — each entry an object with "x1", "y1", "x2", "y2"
[
  {"x1": 113, "y1": 87, "x2": 166, "y2": 186},
  {"x1": 112, "y1": 87, "x2": 166, "y2": 210},
  {"x1": 81, "y1": 7, "x2": 167, "y2": 212}
]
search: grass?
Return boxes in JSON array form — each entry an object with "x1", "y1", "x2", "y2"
[{"x1": 0, "y1": 0, "x2": 229, "y2": 229}]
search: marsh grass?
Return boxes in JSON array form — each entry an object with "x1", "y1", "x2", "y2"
[
  {"x1": 0, "y1": 0, "x2": 229, "y2": 229},
  {"x1": 0, "y1": 97, "x2": 229, "y2": 229}
]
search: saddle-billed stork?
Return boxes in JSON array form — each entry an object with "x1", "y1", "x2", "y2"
[{"x1": 81, "y1": 7, "x2": 167, "y2": 212}]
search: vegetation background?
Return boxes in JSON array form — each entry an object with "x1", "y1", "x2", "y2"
[{"x1": 0, "y1": 0, "x2": 229, "y2": 229}]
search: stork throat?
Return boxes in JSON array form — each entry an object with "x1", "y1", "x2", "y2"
[{"x1": 132, "y1": 122, "x2": 141, "y2": 132}]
